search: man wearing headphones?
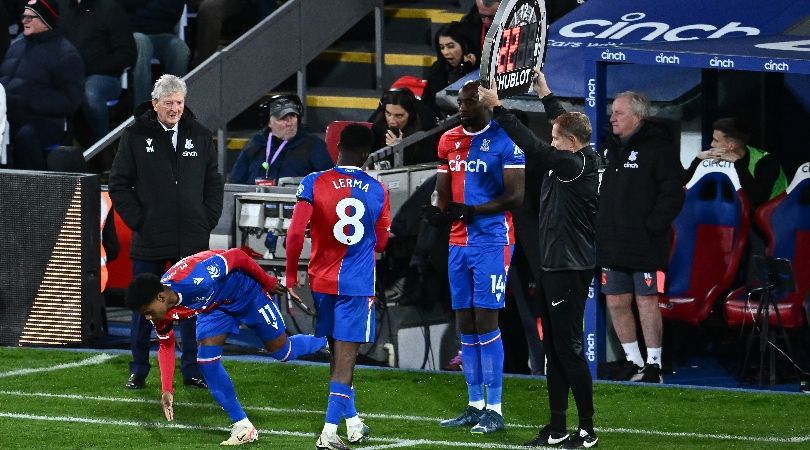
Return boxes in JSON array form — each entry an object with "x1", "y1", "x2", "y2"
[{"x1": 229, "y1": 94, "x2": 332, "y2": 185}]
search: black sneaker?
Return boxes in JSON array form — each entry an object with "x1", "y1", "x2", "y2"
[
  {"x1": 439, "y1": 406, "x2": 483, "y2": 427},
  {"x1": 470, "y1": 409, "x2": 505, "y2": 434},
  {"x1": 562, "y1": 428, "x2": 598, "y2": 449},
  {"x1": 631, "y1": 364, "x2": 663, "y2": 383},
  {"x1": 525, "y1": 424, "x2": 570, "y2": 447},
  {"x1": 604, "y1": 360, "x2": 643, "y2": 381}
]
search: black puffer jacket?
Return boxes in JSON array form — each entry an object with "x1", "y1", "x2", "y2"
[
  {"x1": 0, "y1": 29, "x2": 84, "y2": 121},
  {"x1": 109, "y1": 102, "x2": 224, "y2": 260},
  {"x1": 596, "y1": 120, "x2": 685, "y2": 271},
  {"x1": 494, "y1": 99, "x2": 599, "y2": 271}
]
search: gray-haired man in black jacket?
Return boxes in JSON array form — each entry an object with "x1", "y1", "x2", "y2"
[
  {"x1": 109, "y1": 74, "x2": 223, "y2": 391},
  {"x1": 597, "y1": 92, "x2": 684, "y2": 385}
]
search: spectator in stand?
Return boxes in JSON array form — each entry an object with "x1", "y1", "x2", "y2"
[
  {"x1": 187, "y1": 0, "x2": 244, "y2": 67},
  {"x1": 597, "y1": 91, "x2": 684, "y2": 384},
  {"x1": 0, "y1": 0, "x2": 84, "y2": 170},
  {"x1": 118, "y1": 0, "x2": 191, "y2": 109},
  {"x1": 369, "y1": 87, "x2": 437, "y2": 167},
  {"x1": 422, "y1": 21, "x2": 479, "y2": 120},
  {"x1": 684, "y1": 117, "x2": 787, "y2": 211},
  {"x1": 229, "y1": 94, "x2": 332, "y2": 185},
  {"x1": 460, "y1": 0, "x2": 500, "y2": 55},
  {"x1": 58, "y1": 0, "x2": 136, "y2": 144}
]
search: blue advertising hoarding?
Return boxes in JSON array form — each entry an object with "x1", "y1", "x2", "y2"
[{"x1": 544, "y1": 0, "x2": 810, "y2": 100}]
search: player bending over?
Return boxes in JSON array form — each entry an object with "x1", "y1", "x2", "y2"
[{"x1": 125, "y1": 248, "x2": 327, "y2": 445}]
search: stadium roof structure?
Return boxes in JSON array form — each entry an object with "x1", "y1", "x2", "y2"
[{"x1": 542, "y1": 0, "x2": 810, "y2": 101}]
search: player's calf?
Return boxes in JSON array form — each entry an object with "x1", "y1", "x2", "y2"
[{"x1": 267, "y1": 334, "x2": 327, "y2": 361}]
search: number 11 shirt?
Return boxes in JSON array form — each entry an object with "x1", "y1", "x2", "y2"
[{"x1": 286, "y1": 166, "x2": 391, "y2": 296}]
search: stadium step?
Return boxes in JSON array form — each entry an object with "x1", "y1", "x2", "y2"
[{"x1": 222, "y1": 1, "x2": 470, "y2": 171}]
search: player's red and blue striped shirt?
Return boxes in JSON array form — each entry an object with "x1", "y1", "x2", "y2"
[
  {"x1": 153, "y1": 248, "x2": 280, "y2": 392},
  {"x1": 286, "y1": 166, "x2": 391, "y2": 296},
  {"x1": 437, "y1": 121, "x2": 524, "y2": 246}
]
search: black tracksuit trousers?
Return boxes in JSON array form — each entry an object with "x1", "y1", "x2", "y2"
[{"x1": 536, "y1": 269, "x2": 595, "y2": 432}]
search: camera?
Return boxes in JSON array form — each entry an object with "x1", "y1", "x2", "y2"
[{"x1": 749, "y1": 255, "x2": 796, "y2": 296}]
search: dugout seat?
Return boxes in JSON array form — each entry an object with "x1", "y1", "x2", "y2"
[
  {"x1": 324, "y1": 121, "x2": 373, "y2": 163},
  {"x1": 658, "y1": 160, "x2": 750, "y2": 325},
  {"x1": 724, "y1": 162, "x2": 810, "y2": 328}
]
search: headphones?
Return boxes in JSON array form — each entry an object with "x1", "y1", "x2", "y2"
[{"x1": 258, "y1": 94, "x2": 304, "y2": 126}]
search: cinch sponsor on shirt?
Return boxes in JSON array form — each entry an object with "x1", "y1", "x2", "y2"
[
  {"x1": 332, "y1": 177, "x2": 370, "y2": 192},
  {"x1": 449, "y1": 156, "x2": 488, "y2": 173}
]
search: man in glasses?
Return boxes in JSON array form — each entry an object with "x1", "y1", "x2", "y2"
[
  {"x1": 0, "y1": 0, "x2": 84, "y2": 169},
  {"x1": 229, "y1": 94, "x2": 331, "y2": 186}
]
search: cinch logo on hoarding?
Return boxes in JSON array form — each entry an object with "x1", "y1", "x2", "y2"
[
  {"x1": 709, "y1": 56, "x2": 734, "y2": 68},
  {"x1": 764, "y1": 60, "x2": 790, "y2": 71},
  {"x1": 655, "y1": 53, "x2": 680, "y2": 64},
  {"x1": 586, "y1": 78, "x2": 597, "y2": 107},
  {"x1": 559, "y1": 12, "x2": 760, "y2": 42},
  {"x1": 586, "y1": 333, "x2": 596, "y2": 362},
  {"x1": 600, "y1": 49, "x2": 626, "y2": 61}
]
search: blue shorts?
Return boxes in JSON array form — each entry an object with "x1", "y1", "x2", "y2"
[
  {"x1": 196, "y1": 291, "x2": 287, "y2": 342},
  {"x1": 448, "y1": 244, "x2": 513, "y2": 310},
  {"x1": 312, "y1": 292, "x2": 376, "y2": 343}
]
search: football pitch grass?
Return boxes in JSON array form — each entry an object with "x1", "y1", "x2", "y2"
[{"x1": 0, "y1": 347, "x2": 808, "y2": 449}]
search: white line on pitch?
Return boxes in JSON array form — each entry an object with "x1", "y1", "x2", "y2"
[
  {"x1": 0, "y1": 390, "x2": 807, "y2": 444},
  {"x1": 0, "y1": 354, "x2": 115, "y2": 378},
  {"x1": 0, "y1": 412, "x2": 528, "y2": 449}
]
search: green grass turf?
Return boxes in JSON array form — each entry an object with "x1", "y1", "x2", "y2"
[{"x1": 0, "y1": 347, "x2": 808, "y2": 449}]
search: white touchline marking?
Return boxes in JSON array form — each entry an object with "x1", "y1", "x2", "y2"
[
  {"x1": 0, "y1": 412, "x2": 527, "y2": 449},
  {"x1": 0, "y1": 354, "x2": 115, "y2": 378},
  {"x1": 0, "y1": 390, "x2": 808, "y2": 444}
]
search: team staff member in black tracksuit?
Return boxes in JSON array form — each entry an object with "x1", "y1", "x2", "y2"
[
  {"x1": 109, "y1": 74, "x2": 224, "y2": 391},
  {"x1": 480, "y1": 70, "x2": 599, "y2": 449},
  {"x1": 597, "y1": 92, "x2": 684, "y2": 384}
]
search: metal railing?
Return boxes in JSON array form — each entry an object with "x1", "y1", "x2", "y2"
[{"x1": 84, "y1": 0, "x2": 384, "y2": 171}]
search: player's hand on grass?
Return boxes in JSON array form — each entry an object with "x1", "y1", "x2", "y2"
[{"x1": 161, "y1": 391, "x2": 174, "y2": 422}]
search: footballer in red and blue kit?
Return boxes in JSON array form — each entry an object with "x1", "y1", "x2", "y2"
[
  {"x1": 145, "y1": 248, "x2": 326, "y2": 444},
  {"x1": 437, "y1": 121, "x2": 524, "y2": 311},
  {"x1": 285, "y1": 166, "x2": 391, "y2": 342},
  {"x1": 434, "y1": 81, "x2": 524, "y2": 434}
]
